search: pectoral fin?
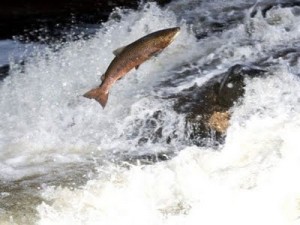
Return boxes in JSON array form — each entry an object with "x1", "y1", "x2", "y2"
[
  {"x1": 150, "y1": 50, "x2": 162, "y2": 58},
  {"x1": 135, "y1": 65, "x2": 140, "y2": 70},
  {"x1": 101, "y1": 74, "x2": 105, "y2": 81},
  {"x1": 113, "y1": 46, "x2": 127, "y2": 56}
]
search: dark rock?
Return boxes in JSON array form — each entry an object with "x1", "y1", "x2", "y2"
[
  {"x1": 127, "y1": 64, "x2": 267, "y2": 149},
  {"x1": 168, "y1": 64, "x2": 267, "y2": 146},
  {"x1": 125, "y1": 64, "x2": 267, "y2": 149}
]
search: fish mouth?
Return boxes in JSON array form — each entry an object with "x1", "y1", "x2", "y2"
[
  {"x1": 171, "y1": 28, "x2": 180, "y2": 42},
  {"x1": 173, "y1": 29, "x2": 180, "y2": 38}
]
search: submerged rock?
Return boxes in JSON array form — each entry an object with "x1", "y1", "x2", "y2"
[
  {"x1": 126, "y1": 63, "x2": 267, "y2": 153},
  {"x1": 113, "y1": 64, "x2": 267, "y2": 164}
]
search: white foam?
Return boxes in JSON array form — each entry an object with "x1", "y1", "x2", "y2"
[
  {"x1": 37, "y1": 67, "x2": 300, "y2": 225},
  {"x1": 0, "y1": 2, "x2": 198, "y2": 180}
]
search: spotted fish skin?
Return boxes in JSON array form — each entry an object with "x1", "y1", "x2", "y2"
[{"x1": 83, "y1": 27, "x2": 180, "y2": 108}]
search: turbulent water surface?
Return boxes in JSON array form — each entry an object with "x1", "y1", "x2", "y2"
[{"x1": 1, "y1": 0, "x2": 300, "y2": 224}]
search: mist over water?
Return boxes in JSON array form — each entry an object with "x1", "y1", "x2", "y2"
[{"x1": 1, "y1": 0, "x2": 300, "y2": 224}]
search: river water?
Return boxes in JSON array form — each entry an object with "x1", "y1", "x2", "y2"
[{"x1": 1, "y1": 0, "x2": 300, "y2": 224}]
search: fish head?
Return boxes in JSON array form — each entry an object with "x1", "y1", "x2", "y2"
[
  {"x1": 163, "y1": 27, "x2": 181, "y2": 44},
  {"x1": 152, "y1": 27, "x2": 181, "y2": 48}
]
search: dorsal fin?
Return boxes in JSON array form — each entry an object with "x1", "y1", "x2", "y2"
[{"x1": 113, "y1": 46, "x2": 126, "y2": 56}]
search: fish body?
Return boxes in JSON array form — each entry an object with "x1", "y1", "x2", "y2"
[{"x1": 83, "y1": 27, "x2": 180, "y2": 108}]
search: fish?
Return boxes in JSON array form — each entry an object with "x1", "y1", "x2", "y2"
[{"x1": 83, "y1": 27, "x2": 180, "y2": 108}]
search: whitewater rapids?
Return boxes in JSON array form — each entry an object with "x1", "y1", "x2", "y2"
[{"x1": 1, "y1": 0, "x2": 300, "y2": 224}]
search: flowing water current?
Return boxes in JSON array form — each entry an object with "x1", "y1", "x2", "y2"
[{"x1": 1, "y1": 0, "x2": 300, "y2": 224}]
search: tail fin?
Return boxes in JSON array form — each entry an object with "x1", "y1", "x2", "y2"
[{"x1": 83, "y1": 87, "x2": 109, "y2": 108}]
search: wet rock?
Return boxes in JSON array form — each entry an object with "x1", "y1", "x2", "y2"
[
  {"x1": 130, "y1": 64, "x2": 267, "y2": 148},
  {"x1": 131, "y1": 64, "x2": 267, "y2": 149},
  {"x1": 168, "y1": 1, "x2": 251, "y2": 40},
  {"x1": 169, "y1": 64, "x2": 266, "y2": 146}
]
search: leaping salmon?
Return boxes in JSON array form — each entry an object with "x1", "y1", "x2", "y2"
[{"x1": 83, "y1": 27, "x2": 180, "y2": 108}]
